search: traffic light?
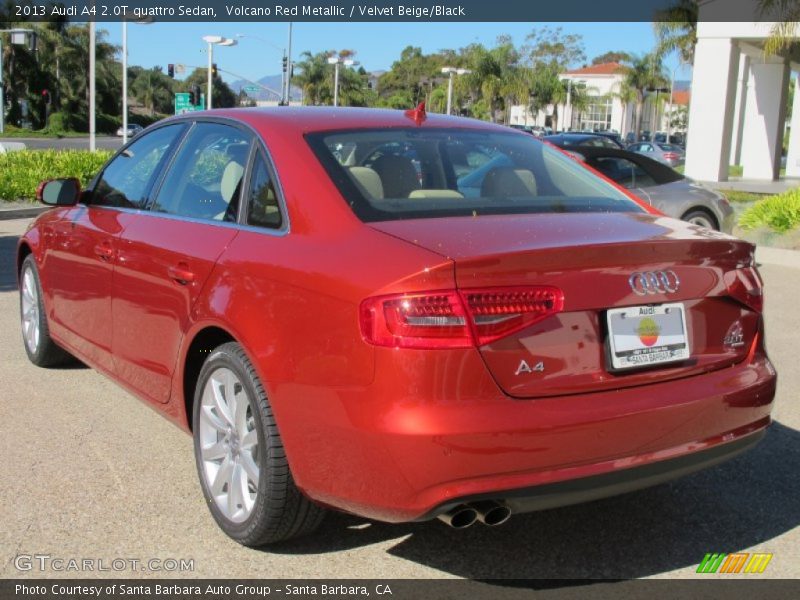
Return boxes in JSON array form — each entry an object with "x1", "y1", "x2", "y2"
[
  {"x1": 282, "y1": 55, "x2": 288, "y2": 73},
  {"x1": 28, "y1": 31, "x2": 37, "y2": 53},
  {"x1": 167, "y1": 64, "x2": 175, "y2": 78},
  {"x1": 211, "y1": 63, "x2": 218, "y2": 78}
]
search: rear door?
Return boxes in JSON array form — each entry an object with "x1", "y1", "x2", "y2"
[
  {"x1": 112, "y1": 121, "x2": 251, "y2": 404},
  {"x1": 46, "y1": 124, "x2": 185, "y2": 372}
]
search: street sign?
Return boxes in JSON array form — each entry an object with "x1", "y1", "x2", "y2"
[
  {"x1": 244, "y1": 85, "x2": 260, "y2": 93},
  {"x1": 174, "y1": 92, "x2": 204, "y2": 115}
]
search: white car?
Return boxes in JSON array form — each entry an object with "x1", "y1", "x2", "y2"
[{"x1": 116, "y1": 124, "x2": 144, "y2": 138}]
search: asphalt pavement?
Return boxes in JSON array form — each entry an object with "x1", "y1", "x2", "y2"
[
  {"x1": 0, "y1": 136, "x2": 124, "y2": 151},
  {"x1": 0, "y1": 216, "x2": 798, "y2": 581}
]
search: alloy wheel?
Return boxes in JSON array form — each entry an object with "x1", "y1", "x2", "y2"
[
  {"x1": 198, "y1": 367, "x2": 260, "y2": 523},
  {"x1": 21, "y1": 267, "x2": 40, "y2": 355}
]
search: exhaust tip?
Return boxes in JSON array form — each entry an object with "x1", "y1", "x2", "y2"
[
  {"x1": 437, "y1": 506, "x2": 478, "y2": 529},
  {"x1": 471, "y1": 501, "x2": 511, "y2": 527}
]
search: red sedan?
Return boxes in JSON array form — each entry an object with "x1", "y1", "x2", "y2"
[{"x1": 17, "y1": 107, "x2": 776, "y2": 545}]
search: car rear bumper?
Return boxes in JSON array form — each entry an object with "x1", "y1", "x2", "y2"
[{"x1": 277, "y1": 352, "x2": 776, "y2": 523}]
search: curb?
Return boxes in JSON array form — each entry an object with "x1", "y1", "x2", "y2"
[{"x1": 0, "y1": 205, "x2": 48, "y2": 221}]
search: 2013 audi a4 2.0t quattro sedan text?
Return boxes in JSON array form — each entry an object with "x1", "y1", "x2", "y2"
[{"x1": 17, "y1": 106, "x2": 776, "y2": 546}]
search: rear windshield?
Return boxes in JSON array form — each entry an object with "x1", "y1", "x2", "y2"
[{"x1": 306, "y1": 128, "x2": 645, "y2": 222}]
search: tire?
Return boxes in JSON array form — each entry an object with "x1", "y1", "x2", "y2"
[
  {"x1": 192, "y1": 342, "x2": 325, "y2": 546},
  {"x1": 19, "y1": 255, "x2": 74, "y2": 367},
  {"x1": 682, "y1": 209, "x2": 719, "y2": 231}
]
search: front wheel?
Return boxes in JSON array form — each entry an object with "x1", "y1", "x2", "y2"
[{"x1": 192, "y1": 342, "x2": 325, "y2": 546}]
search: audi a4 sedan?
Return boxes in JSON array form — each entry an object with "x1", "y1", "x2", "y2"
[{"x1": 18, "y1": 107, "x2": 776, "y2": 546}]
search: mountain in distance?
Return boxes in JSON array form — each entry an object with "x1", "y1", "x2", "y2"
[{"x1": 229, "y1": 74, "x2": 302, "y2": 102}]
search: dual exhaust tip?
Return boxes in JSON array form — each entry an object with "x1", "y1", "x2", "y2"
[{"x1": 437, "y1": 500, "x2": 511, "y2": 529}]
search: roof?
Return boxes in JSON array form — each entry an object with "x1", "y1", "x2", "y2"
[
  {"x1": 168, "y1": 106, "x2": 517, "y2": 135},
  {"x1": 671, "y1": 90, "x2": 691, "y2": 106},
  {"x1": 563, "y1": 62, "x2": 624, "y2": 76}
]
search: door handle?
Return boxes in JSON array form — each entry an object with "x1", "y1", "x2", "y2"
[
  {"x1": 93, "y1": 242, "x2": 114, "y2": 260},
  {"x1": 168, "y1": 264, "x2": 195, "y2": 285}
]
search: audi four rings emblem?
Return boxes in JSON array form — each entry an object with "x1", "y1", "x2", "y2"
[{"x1": 628, "y1": 270, "x2": 680, "y2": 295}]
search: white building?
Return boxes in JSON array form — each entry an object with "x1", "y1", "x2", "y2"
[
  {"x1": 509, "y1": 62, "x2": 685, "y2": 138},
  {"x1": 685, "y1": 1, "x2": 800, "y2": 181}
]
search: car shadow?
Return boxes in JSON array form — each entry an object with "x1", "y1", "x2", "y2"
[{"x1": 267, "y1": 421, "x2": 799, "y2": 581}]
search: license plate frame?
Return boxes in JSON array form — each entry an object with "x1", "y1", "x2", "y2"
[{"x1": 606, "y1": 303, "x2": 690, "y2": 370}]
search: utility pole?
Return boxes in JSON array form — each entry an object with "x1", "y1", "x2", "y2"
[
  {"x1": 284, "y1": 22, "x2": 293, "y2": 105},
  {"x1": 89, "y1": 21, "x2": 96, "y2": 151},
  {"x1": 122, "y1": 21, "x2": 128, "y2": 143}
]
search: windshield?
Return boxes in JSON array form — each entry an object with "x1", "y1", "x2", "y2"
[{"x1": 306, "y1": 128, "x2": 645, "y2": 222}]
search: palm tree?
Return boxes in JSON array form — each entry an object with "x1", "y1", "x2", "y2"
[
  {"x1": 619, "y1": 53, "x2": 668, "y2": 140},
  {"x1": 653, "y1": 0, "x2": 698, "y2": 64},
  {"x1": 293, "y1": 51, "x2": 333, "y2": 105},
  {"x1": 759, "y1": 1, "x2": 800, "y2": 56}
]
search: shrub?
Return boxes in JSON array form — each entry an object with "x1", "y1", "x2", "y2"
[
  {"x1": 0, "y1": 150, "x2": 113, "y2": 202},
  {"x1": 739, "y1": 187, "x2": 800, "y2": 233}
]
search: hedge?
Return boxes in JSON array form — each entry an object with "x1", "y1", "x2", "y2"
[
  {"x1": 0, "y1": 150, "x2": 113, "y2": 202},
  {"x1": 739, "y1": 187, "x2": 800, "y2": 233}
]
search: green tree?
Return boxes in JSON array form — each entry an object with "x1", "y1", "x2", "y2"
[
  {"x1": 653, "y1": 0, "x2": 698, "y2": 64},
  {"x1": 129, "y1": 66, "x2": 175, "y2": 115},
  {"x1": 591, "y1": 51, "x2": 631, "y2": 65},
  {"x1": 619, "y1": 53, "x2": 668, "y2": 139},
  {"x1": 179, "y1": 68, "x2": 236, "y2": 109}
]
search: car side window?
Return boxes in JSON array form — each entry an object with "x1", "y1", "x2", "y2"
[
  {"x1": 92, "y1": 124, "x2": 184, "y2": 209},
  {"x1": 246, "y1": 152, "x2": 283, "y2": 230},
  {"x1": 152, "y1": 122, "x2": 252, "y2": 222},
  {"x1": 592, "y1": 157, "x2": 657, "y2": 188}
]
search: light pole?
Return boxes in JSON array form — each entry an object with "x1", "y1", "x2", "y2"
[
  {"x1": 284, "y1": 23, "x2": 293, "y2": 106},
  {"x1": 202, "y1": 35, "x2": 237, "y2": 110},
  {"x1": 122, "y1": 18, "x2": 153, "y2": 144},
  {"x1": 89, "y1": 22, "x2": 96, "y2": 151},
  {"x1": 328, "y1": 54, "x2": 359, "y2": 107},
  {"x1": 666, "y1": 65, "x2": 678, "y2": 142},
  {"x1": 441, "y1": 67, "x2": 471, "y2": 116}
]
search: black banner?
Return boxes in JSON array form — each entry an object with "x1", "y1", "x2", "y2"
[
  {"x1": 1, "y1": 0, "x2": 791, "y2": 23},
  {"x1": 4, "y1": 579, "x2": 800, "y2": 600}
]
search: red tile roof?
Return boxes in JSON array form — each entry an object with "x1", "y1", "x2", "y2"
[
  {"x1": 671, "y1": 90, "x2": 690, "y2": 105},
  {"x1": 564, "y1": 62, "x2": 624, "y2": 76}
]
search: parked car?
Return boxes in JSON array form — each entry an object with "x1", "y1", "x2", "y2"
[
  {"x1": 543, "y1": 132, "x2": 624, "y2": 149},
  {"x1": 654, "y1": 132, "x2": 686, "y2": 146},
  {"x1": 628, "y1": 141, "x2": 686, "y2": 168},
  {"x1": 561, "y1": 146, "x2": 734, "y2": 232},
  {"x1": 18, "y1": 107, "x2": 775, "y2": 546},
  {"x1": 116, "y1": 123, "x2": 144, "y2": 138}
]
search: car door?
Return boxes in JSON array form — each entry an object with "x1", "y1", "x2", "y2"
[
  {"x1": 112, "y1": 121, "x2": 252, "y2": 404},
  {"x1": 45, "y1": 124, "x2": 186, "y2": 372}
]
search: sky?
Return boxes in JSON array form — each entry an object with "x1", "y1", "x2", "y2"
[{"x1": 104, "y1": 21, "x2": 693, "y2": 85}]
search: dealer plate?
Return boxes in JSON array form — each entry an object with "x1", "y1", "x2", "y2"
[{"x1": 606, "y1": 303, "x2": 690, "y2": 370}]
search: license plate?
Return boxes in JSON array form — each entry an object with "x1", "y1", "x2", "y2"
[{"x1": 606, "y1": 303, "x2": 690, "y2": 370}]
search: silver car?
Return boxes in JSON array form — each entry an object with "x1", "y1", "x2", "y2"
[
  {"x1": 627, "y1": 141, "x2": 685, "y2": 168},
  {"x1": 567, "y1": 147, "x2": 733, "y2": 233}
]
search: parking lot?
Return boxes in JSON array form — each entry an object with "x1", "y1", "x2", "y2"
[{"x1": 1, "y1": 215, "x2": 798, "y2": 581}]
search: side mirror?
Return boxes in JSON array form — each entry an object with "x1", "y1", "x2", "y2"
[{"x1": 36, "y1": 178, "x2": 81, "y2": 207}]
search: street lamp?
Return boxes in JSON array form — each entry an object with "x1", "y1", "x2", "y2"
[
  {"x1": 202, "y1": 35, "x2": 237, "y2": 110},
  {"x1": 328, "y1": 54, "x2": 359, "y2": 107},
  {"x1": 441, "y1": 67, "x2": 471, "y2": 116},
  {"x1": 122, "y1": 17, "x2": 154, "y2": 144},
  {"x1": 0, "y1": 28, "x2": 36, "y2": 135}
]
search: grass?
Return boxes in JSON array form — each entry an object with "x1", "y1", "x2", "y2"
[
  {"x1": 0, "y1": 125, "x2": 88, "y2": 139},
  {"x1": 717, "y1": 189, "x2": 767, "y2": 203}
]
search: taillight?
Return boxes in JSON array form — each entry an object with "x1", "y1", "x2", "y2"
[
  {"x1": 663, "y1": 152, "x2": 680, "y2": 161},
  {"x1": 726, "y1": 267, "x2": 763, "y2": 312},
  {"x1": 359, "y1": 287, "x2": 564, "y2": 349}
]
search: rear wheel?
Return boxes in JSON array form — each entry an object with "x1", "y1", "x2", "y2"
[
  {"x1": 19, "y1": 255, "x2": 73, "y2": 367},
  {"x1": 682, "y1": 209, "x2": 719, "y2": 231},
  {"x1": 192, "y1": 342, "x2": 325, "y2": 546}
]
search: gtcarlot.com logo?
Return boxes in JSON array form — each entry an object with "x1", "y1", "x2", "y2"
[
  {"x1": 697, "y1": 552, "x2": 773, "y2": 574},
  {"x1": 14, "y1": 554, "x2": 194, "y2": 573}
]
